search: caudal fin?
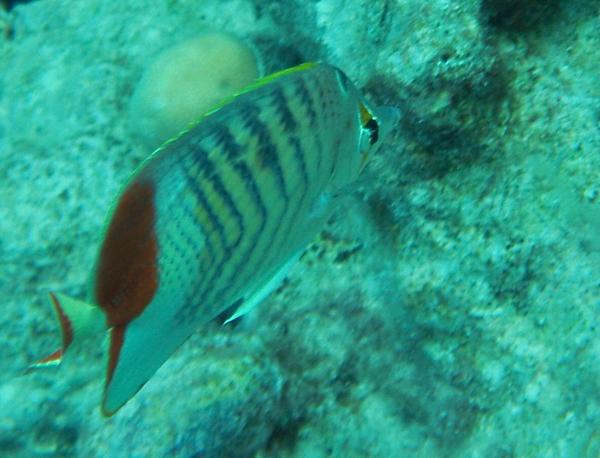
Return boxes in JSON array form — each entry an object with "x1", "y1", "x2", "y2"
[{"x1": 29, "y1": 292, "x2": 105, "y2": 370}]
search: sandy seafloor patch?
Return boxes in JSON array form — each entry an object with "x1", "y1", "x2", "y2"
[{"x1": 0, "y1": 0, "x2": 599, "y2": 457}]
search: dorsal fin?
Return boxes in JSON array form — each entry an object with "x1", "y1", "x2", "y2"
[{"x1": 154, "y1": 62, "x2": 320, "y2": 150}]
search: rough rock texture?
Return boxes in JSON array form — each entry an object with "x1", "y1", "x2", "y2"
[{"x1": 1, "y1": 0, "x2": 599, "y2": 457}]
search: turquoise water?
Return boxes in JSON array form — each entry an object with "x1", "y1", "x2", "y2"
[{"x1": 1, "y1": 0, "x2": 599, "y2": 457}]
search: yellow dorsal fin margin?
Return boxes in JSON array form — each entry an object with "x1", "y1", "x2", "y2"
[
  {"x1": 227, "y1": 61, "x2": 319, "y2": 99},
  {"x1": 155, "y1": 62, "x2": 320, "y2": 151}
]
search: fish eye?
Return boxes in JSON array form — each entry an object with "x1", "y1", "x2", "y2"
[
  {"x1": 365, "y1": 118, "x2": 379, "y2": 145},
  {"x1": 358, "y1": 102, "x2": 379, "y2": 146}
]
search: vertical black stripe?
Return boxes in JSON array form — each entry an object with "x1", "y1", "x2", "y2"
[
  {"x1": 184, "y1": 146, "x2": 247, "y2": 314},
  {"x1": 171, "y1": 201, "x2": 214, "y2": 312},
  {"x1": 294, "y1": 77, "x2": 325, "y2": 181},
  {"x1": 230, "y1": 101, "x2": 295, "y2": 294},
  {"x1": 293, "y1": 77, "x2": 317, "y2": 128},
  {"x1": 187, "y1": 147, "x2": 245, "y2": 250},
  {"x1": 239, "y1": 102, "x2": 289, "y2": 201},
  {"x1": 222, "y1": 159, "x2": 270, "y2": 283},
  {"x1": 173, "y1": 69, "x2": 338, "y2": 323},
  {"x1": 176, "y1": 143, "x2": 237, "y2": 322},
  {"x1": 233, "y1": 161, "x2": 269, "y2": 228},
  {"x1": 176, "y1": 134, "x2": 250, "y2": 323},
  {"x1": 277, "y1": 135, "x2": 309, "y2": 235},
  {"x1": 270, "y1": 86, "x2": 298, "y2": 133},
  {"x1": 182, "y1": 156, "x2": 271, "y2": 324},
  {"x1": 216, "y1": 83, "x2": 323, "y2": 314},
  {"x1": 211, "y1": 123, "x2": 243, "y2": 161},
  {"x1": 258, "y1": 87, "x2": 312, "y2": 276},
  {"x1": 183, "y1": 172, "x2": 228, "y2": 260},
  {"x1": 173, "y1": 174, "x2": 224, "y2": 324},
  {"x1": 199, "y1": 159, "x2": 270, "y2": 315},
  {"x1": 178, "y1": 198, "x2": 213, "y2": 264},
  {"x1": 269, "y1": 85, "x2": 310, "y2": 192}
]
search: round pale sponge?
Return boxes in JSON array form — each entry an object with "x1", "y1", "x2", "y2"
[{"x1": 129, "y1": 32, "x2": 259, "y2": 148}]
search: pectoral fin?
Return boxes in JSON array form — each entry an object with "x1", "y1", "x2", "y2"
[{"x1": 224, "y1": 250, "x2": 302, "y2": 324}]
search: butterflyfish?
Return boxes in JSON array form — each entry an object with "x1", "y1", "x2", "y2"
[{"x1": 32, "y1": 62, "x2": 399, "y2": 416}]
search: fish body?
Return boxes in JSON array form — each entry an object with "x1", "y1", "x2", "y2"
[{"x1": 34, "y1": 62, "x2": 399, "y2": 415}]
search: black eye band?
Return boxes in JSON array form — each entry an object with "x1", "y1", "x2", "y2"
[{"x1": 365, "y1": 118, "x2": 379, "y2": 145}]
